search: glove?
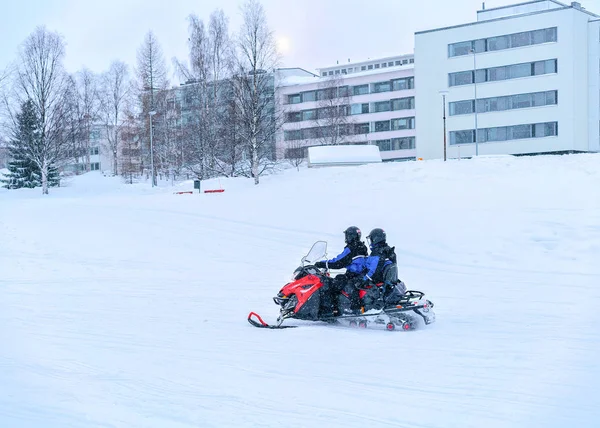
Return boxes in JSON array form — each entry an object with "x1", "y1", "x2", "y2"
[{"x1": 314, "y1": 261, "x2": 326, "y2": 269}]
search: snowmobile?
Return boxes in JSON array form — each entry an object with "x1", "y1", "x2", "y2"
[{"x1": 247, "y1": 241, "x2": 436, "y2": 331}]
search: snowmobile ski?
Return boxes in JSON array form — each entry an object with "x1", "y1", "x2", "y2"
[{"x1": 247, "y1": 312, "x2": 297, "y2": 329}]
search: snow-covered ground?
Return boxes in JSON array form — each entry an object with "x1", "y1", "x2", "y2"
[{"x1": 1, "y1": 154, "x2": 599, "y2": 428}]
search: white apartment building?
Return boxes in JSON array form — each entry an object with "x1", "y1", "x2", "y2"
[
  {"x1": 277, "y1": 54, "x2": 417, "y2": 162},
  {"x1": 415, "y1": 0, "x2": 600, "y2": 160},
  {"x1": 64, "y1": 124, "x2": 111, "y2": 174}
]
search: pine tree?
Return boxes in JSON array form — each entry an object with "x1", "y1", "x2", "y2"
[{"x1": 2, "y1": 99, "x2": 60, "y2": 189}]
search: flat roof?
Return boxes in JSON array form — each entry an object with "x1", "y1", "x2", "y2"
[
  {"x1": 318, "y1": 53, "x2": 414, "y2": 72},
  {"x1": 280, "y1": 65, "x2": 414, "y2": 89},
  {"x1": 415, "y1": 2, "x2": 597, "y2": 35},
  {"x1": 476, "y1": 0, "x2": 567, "y2": 14},
  {"x1": 277, "y1": 67, "x2": 319, "y2": 77}
]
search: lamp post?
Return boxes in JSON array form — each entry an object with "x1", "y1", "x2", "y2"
[
  {"x1": 149, "y1": 110, "x2": 156, "y2": 187},
  {"x1": 439, "y1": 90, "x2": 449, "y2": 161},
  {"x1": 469, "y1": 48, "x2": 479, "y2": 156}
]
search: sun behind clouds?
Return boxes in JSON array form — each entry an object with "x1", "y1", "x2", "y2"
[{"x1": 276, "y1": 36, "x2": 291, "y2": 54}]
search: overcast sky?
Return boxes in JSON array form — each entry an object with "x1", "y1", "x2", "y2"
[{"x1": 1, "y1": 0, "x2": 598, "y2": 84}]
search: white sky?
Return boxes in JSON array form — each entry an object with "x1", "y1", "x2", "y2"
[{"x1": 1, "y1": 0, "x2": 598, "y2": 85}]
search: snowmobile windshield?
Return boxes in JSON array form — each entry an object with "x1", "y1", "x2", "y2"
[{"x1": 301, "y1": 241, "x2": 327, "y2": 265}]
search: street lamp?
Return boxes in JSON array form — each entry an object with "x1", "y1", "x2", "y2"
[
  {"x1": 469, "y1": 48, "x2": 479, "y2": 156},
  {"x1": 439, "y1": 89, "x2": 449, "y2": 161},
  {"x1": 149, "y1": 110, "x2": 157, "y2": 187}
]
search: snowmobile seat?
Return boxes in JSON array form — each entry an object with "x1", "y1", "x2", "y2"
[{"x1": 378, "y1": 263, "x2": 406, "y2": 305}]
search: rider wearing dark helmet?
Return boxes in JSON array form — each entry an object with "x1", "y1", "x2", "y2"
[
  {"x1": 315, "y1": 226, "x2": 368, "y2": 317},
  {"x1": 315, "y1": 226, "x2": 368, "y2": 271},
  {"x1": 363, "y1": 228, "x2": 397, "y2": 284}
]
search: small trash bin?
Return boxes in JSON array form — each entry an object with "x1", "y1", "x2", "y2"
[{"x1": 193, "y1": 180, "x2": 201, "y2": 192}]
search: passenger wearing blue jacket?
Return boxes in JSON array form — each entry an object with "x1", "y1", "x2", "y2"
[
  {"x1": 362, "y1": 228, "x2": 397, "y2": 284},
  {"x1": 315, "y1": 226, "x2": 368, "y2": 317}
]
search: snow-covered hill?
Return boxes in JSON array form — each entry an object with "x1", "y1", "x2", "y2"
[{"x1": 1, "y1": 154, "x2": 599, "y2": 427}]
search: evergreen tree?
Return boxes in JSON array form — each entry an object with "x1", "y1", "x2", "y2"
[{"x1": 2, "y1": 100, "x2": 60, "y2": 189}]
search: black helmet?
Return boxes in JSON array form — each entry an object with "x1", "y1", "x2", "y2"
[
  {"x1": 344, "y1": 226, "x2": 362, "y2": 244},
  {"x1": 367, "y1": 228, "x2": 386, "y2": 246}
]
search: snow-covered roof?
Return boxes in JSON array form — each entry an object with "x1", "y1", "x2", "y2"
[
  {"x1": 308, "y1": 145, "x2": 382, "y2": 167},
  {"x1": 279, "y1": 75, "x2": 321, "y2": 86},
  {"x1": 279, "y1": 65, "x2": 415, "y2": 89}
]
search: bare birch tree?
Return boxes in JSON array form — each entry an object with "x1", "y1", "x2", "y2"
[
  {"x1": 233, "y1": 0, "x2": 281, "y2": 185},
  {"x1": 136, "y1": 31, "x2": 168, "y2": 185},
  {"x1": 63, "y1": 74, "x2": 86, "y2": 170},
  {"x1": 120, "y1": 107, "x2": 142, "y2": 184},
  {"x1": 13, "y1": 26, "x2": 71, "y2": 194},
  {"x1": 173, "y1": 15, "x2": 211, "y2": 180},
  {"x1": 74, "y1": 67, "x2": 99, "y2": 171},
  {"x1": 99, "y1": 60, "x2": 130, "y2": 176},
  {"x1": 174, "y1": 10, "x2": 236, "y2": 179},
  {"x1": 315, "y1": 75, "x2": 353, "y2": 146},
  {"x1": 279, "y1": 139, "x2": 306, "y2": 171}
]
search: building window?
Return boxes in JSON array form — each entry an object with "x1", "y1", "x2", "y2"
[
  {"x1": 392, "y1": 137, "x2": 415, "y2": 150},
  {"x1": 90, "y1": 146, "x2": 99, "y2": 155},
  {"x1": 391, "y1": 97, "x2": 415, "y2": 110},
  {"x1": 302, "y1": 91, "x2": 316, "y2": 102},
  {"x1": 354, "y1": 123, "x2": 370, "y2": 134},
  {"x1": 392, "y1": 77, "x2": 414, "y2": 91},
  {"x1": 286, "y1": 112, "x2": 302, "y2": 122},
  {"x1": 285, "y1": 147, "x2": 307, "y2": 159},
  {"x1": 288, "y1": 94, "x2": 301, "y2": 104},
  {"x1": 375, "y1": 63, "x2": 380, "y2": 69},
  {"x1": 302, "y1": 110, "x2": 317, "y2": 121},
  {"x1": 449, "y1": 121, "x2": 558, "y2": 145},
  {"x1": 377, "y1": 139, "x2": 391, "y2": 151},
  {"x1": 409, "y1": 58, "x2": 414, "y2": 63},
  {"x1": 450, "y1": 90, "x2": 558, "y2": 116},
  {"x1": 382, "y1": 63, "x2": 388, "y2": 68},
  {"x1": 321, "y1": 72, "x2": 327, "y2": 77},
  {"x1": 448, "y1": 27, "x2": 557, "y2": 57},
  {"x1": 374, "y1": 120, "x2": 391, "y2": 132},
  {"x1": 376, "y1": 137, "x2": 415, "y2": 151},
  {"x1": 373, "y1": 101, "x2": 391, "y2": 113},
  {"x1": 90, "y1": 162, "x2": 101, "y2": 171},
  {"x1": 90, "y1": 129, "x2": 102, "y2": 140},
  {"x1": 372, "y1": 81, "x2": 391, "y2": 93},
  {"x1": 361, "y1": 66, "x2": 366, "y2": 71},
  {"x1": 122, "y1": 148, "x2": 140, "y2": 156},
  {"x1": 350, "y1": 103, "x2": 369, "y2": 115},
  {"x1": 449, "y1": 130, "x2": 475, "y2": 145},
  {"x1": 284, "y1": 129, "x2": 303, "y2": 141},
  {"x1": 391, "y1": 117, "x2": 415, "y2": 130},
  {"x1": 449, "y1": 100, "x2": 475, "y2": 115},
  {"x1": 449, "y1": 59, "x2": 558, "y2": 87},
  {"x1": 353, "y1": 84, "x2": 369, "y2": 96}
]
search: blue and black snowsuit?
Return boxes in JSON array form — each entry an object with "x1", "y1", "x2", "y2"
[
  {"x1": 340, "y1": 242, "x2": 397, "y2": 313},
  {"x1": 362, "y1": 242, "x2": 397, "y2": 284},
  {"x1": 315, "y1": 240, "x2": 368, "y2": 316}
]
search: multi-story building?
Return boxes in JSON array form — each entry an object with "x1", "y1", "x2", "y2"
[
  {"x1": 415, "y1": 0, "x2": 600, "y2": 160},
  {"x1": 64, "y1": 124, "x2": 110, "y2": 174},
  {"x1": 174, "y1": 67, "x2": 315, "y2": 162},
  {"x1": 277, "y1": 54, "x2": 417, "y2": 162}
]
